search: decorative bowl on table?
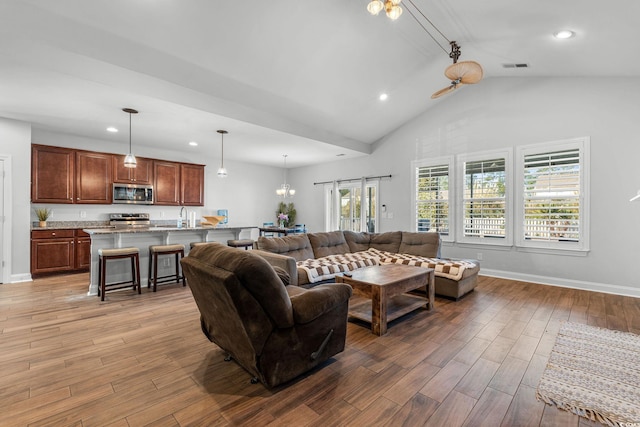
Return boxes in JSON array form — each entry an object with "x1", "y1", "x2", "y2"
[{"x1": 201, "y1": 215, "x2": 226, "y2": 227}]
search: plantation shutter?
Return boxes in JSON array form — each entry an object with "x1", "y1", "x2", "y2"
[
  {"x1": 415, "y1": 164, "x2": 449, "y2": 234},
  {"x1": 523, "y1": 148, "x2": 580, "y2": 242},
  {"x1": 463, "y1": 158, "x2": 506, "y2": 238}
]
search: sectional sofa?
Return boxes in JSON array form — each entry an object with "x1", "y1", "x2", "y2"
[{"x1": 254, "y1": 230, "x2": 480, "y2": 300}]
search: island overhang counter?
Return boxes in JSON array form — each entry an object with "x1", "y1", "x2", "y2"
[{"x1": 82, "y1": 226, "x2": 257, "y2": 296}]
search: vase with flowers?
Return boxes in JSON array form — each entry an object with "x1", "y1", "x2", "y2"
[
  {"x1": 277, "y1": 212, "x2": 288, "y2": 229},
  {"x1": 34, "y1": 207, "x2": 52, "y2": 228}
]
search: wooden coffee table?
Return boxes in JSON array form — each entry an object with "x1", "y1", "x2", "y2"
[{"x1": 335, "y1": 264, "x2": 435, "y2": 336}]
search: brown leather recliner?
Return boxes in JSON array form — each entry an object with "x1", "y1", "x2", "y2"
[{"x1": 180, "y1": 242, "x2": 353, "y2": 388}]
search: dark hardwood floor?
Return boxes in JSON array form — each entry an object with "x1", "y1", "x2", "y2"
[{"x1": 1, "y1": 273, "x2": 639, "y2": 426}]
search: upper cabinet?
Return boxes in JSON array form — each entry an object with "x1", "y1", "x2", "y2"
[
  {"x1": 32, "y1": 144, "x2": 204, "y2": 206},
  {"x1": 31, "y1": 145, "x2": 75, "y2": 204},
  {"x1": 113, "y1": 155, "x2": 153, "y2": 184},
  {"x1": 154, "y1": 161, "x2": 181, "y2": 206},
  {"x1": 180, "y1": 163, "x2": 205, "y2": 206},
  {"x1": 154, "y1": 161, "x2": 205, "y2": 206},
  {"x1": 32, "y1": 145, "x2": 112, "y2": 204},
  {"x1": 75, "y1": 151, "x2": 112, "y2": 204}
]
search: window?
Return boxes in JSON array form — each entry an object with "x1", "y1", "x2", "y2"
[
  {"x1": 458, "y1": 150, "x2": 512, "y2": 245},
  {"x1": 412, "y1": 157, "x2": 453, "y2": 241},
  {"x1": 515, "y1": 138, "x2": 590, "y2": 252}
]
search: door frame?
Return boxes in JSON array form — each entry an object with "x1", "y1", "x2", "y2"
[{"x1": 0, "y1": 155, "x2": 12, "y2": 284}]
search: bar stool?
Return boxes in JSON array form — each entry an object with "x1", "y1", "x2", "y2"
[
  {"x1": 98, "y1": 247, "x2": 141, "y2": 301},
  {"x1": 227, "y1": 239, "x2": 254, "y2": 250},
  {"x1": 148, "y1": 244, "x2": 186, "y2": 292}
]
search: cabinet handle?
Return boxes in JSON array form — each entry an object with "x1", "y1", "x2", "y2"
[{"x1": 52, "y1": 233, "x2": 56, "y2": 236}]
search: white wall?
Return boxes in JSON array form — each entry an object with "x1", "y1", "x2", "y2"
[
  {"x1": 290, "y1": 77, "x2": 640, "y2": 297},
  {"x1": 0, "y1": 117, "x2": 32, "y2": 282}
]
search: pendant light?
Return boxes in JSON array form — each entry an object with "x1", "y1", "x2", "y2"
[
  {"x1": 276, "y1": 154, "x2": 295, "y2": 198},
  {"x1": 122, "y1": 108, "x2": 138, "y2": 168},
  {"x1": 217, "y1": 129, "x2": 228, "y2": 178}
]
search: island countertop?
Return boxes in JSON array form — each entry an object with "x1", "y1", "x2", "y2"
[{"x1": 82, "y1": 225, "x2": 256, "y2": 234}]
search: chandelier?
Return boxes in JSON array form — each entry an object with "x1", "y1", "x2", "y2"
[
  {"x1": 276, "y1": 154, "x2": 295, "y2": 198},
  {"x1": 367, "y1": 0, "x2": 402, "y2": 20}
]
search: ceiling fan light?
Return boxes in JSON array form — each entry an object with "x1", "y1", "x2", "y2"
[
  {"x1": 367, "y1": 0, "x2": 383, "y2": 15},
  {"x1": 124, "y1": 153, "x2": 137, "y2": 168},
  {"x1": 386, "y1": 4, "x2": 402, "y2": 20}
]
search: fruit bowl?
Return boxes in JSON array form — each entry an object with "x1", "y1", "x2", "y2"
[{"x1": 202, "y1": 215, "x2": 226, "y2": 227}]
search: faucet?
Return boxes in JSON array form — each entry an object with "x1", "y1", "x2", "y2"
[{"x1": 179, "y1": 206, "x2": 187, "y2": 227}]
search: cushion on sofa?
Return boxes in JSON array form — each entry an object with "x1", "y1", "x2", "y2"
[
  {"x1": 308, "y1": 231, "x2": 351, "y2": 258},
  {"x1": 344, "y1": 230, "x2": 371, "y2": 252},
  {"x1": 368, "y1": 231, "x2": 402, "y2": 253},
  {"x1": 257, "y1": 234, "x2": 314, "y2": 261},
  {"x1": 398, "y1": 232, "x2": 441, "y2": 258}
]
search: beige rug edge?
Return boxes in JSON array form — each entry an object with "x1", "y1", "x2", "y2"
[{"x1": 536, "y1": 321, "x2": 640, "y2": 427}]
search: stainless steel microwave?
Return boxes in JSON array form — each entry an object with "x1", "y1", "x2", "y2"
[{"x1": 113, "y1": 183, "x2": 154, "y2": 204}]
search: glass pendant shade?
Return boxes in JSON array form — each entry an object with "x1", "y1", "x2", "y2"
[
  {"x1": 367, "y1": 0, "x2": 383, "y2": 15},
  {"x1": 217, "y1": 166, "x2": 228, "y2": 178},
  {"x1": 124, "y1": 153, "x2": 137, "y2": 168},
  {"x1": 386, "y1": 2, "x2": 402, "y2": 20}
]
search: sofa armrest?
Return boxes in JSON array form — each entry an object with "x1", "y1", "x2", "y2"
[
  {"x1": 252, "y1": 249, "x2": 299, "y2": 286},
  {"x1": 289, "y1": 284, "x2": 353, "y2": 324}
]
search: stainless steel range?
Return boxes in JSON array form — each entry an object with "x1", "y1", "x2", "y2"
[{"x1": 109, "y1": 213, "x2": 151, "y2": 228}]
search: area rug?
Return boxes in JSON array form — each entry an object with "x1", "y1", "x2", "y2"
[{"x1": 536, "y1": 322, "x2": 640, "y2": 426}]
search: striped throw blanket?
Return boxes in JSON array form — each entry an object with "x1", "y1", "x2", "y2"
[
  {"x1": 296, "y1": 252, "x2": 380, "y2": 283},
  {"x1": 367, "y1": 248, "x2": 476, "y2": 281},
  {"x1": 296, "y1": 248, "x2": 477, "y2": 284}
]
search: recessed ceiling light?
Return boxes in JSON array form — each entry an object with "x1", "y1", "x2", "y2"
[
  {"x1": 189, "y1": 141, "x2": 198, "y2": 146},
  {"x1": 554, "y1": 30, "x2": 575, "y2": 39},
  {"x1": 379, "y1": 93, "x2": 388, "y2": 101},
  {"x1": 106, "y1": 127, "x2": 118, "y2": 133}
]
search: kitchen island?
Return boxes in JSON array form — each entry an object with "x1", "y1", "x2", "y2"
[{"x1": 82, "y1": 225, "x2": 256, "y2": 296}]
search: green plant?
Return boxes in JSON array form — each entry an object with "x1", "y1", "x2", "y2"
[
  {"x1": 34, "y1": 207, "x2": 52, "y2": 221},
  {"x1": 276, "y1": 202, "x2": 296, "y2": 227}
]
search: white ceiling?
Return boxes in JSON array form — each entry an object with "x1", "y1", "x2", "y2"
[{"x1": 0, "y1": 0, "x2": 638, "y2": 168}]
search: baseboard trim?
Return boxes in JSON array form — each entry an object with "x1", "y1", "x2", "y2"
[
  {"x1": 10, "y1": 273, "x2": 32, "y2": 283},
  {"x1": 480, "y1": 269, "x2": 640, "y2": 298}
]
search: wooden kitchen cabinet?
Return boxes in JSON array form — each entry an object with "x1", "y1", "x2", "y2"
[
  {"x1": 113, "y1": 155, "x2": 153, "y2": 184},
  {"x1": 31, "y1": 230, "x2": 76, "y2": 275},
  {"x1": 75, "y1": 151, "x2": 112, "y2": 204},
  {"x1": 154, "y1": 160, "x2": 181, "y2": 205},
  {"x1": 32, "y1": 145, "x2": 113, "y2": 204},
  {"x1": 180, "y1": 163, "x2": 205, "y2": 206},
  {"x1": 154, "y1": 161, "x2": 204, "y2": 206},
  {"x1": 31, "y1": 145, "x2": 75, "y2": 204},
  {"x1": 31, "y1": 229, "x2": 92, "y2": 275}
]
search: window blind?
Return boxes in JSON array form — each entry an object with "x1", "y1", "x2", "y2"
[{"x1": 463, "y1": 158, "x2": 506, "y2": 238}]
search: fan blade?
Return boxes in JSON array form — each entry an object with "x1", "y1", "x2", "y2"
[
  {"x1": 445, "y1": 61, "x2": 483, "y2": 84},
  {"x1": 431, "y1": 85, "x2": 456, "y2": 99}
]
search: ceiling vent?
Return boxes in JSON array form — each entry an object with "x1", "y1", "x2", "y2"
[{"x1": 503, "y1": 63, "x2": 529, "y2": 69}]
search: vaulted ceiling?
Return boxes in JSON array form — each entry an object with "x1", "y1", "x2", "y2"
[{"x1": 0, "y1": 1, "x2": 638, "y2": 167}]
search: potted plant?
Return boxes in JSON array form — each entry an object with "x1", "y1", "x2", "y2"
[
  {"x1": 276, "y1": 202, "x2": 296, "y2": 228},
  {"x1": 34, "y1": 207, "x2": 52, "y2": 228}
]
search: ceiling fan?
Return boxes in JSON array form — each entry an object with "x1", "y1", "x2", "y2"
[{"x1": 431, "y1": 41, "x2": 484, "y2": 99}]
